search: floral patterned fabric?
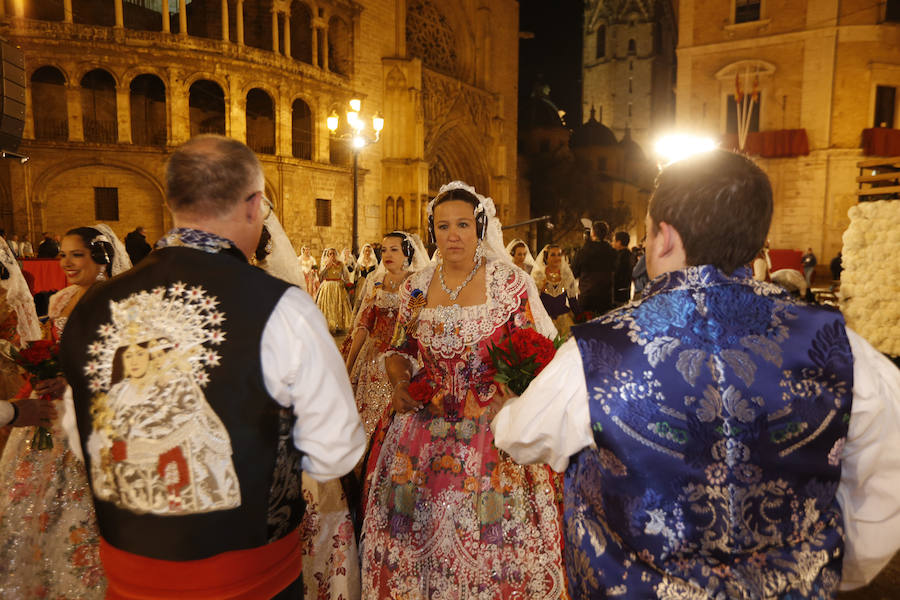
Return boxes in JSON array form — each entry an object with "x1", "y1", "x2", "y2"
[
  {"x1": 566, "y1": 265, "x2": 854, "y2": 598},
  {"x1": 0, "y1": 285, "x2": 106, "y2": 599},
  {"x1": 361, "y1": 260, "x2": 568, "y2": 599}
]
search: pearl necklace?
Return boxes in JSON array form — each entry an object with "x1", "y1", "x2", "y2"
[{"x1": 439, "y1": 258, "x2": 482, "y2": 301}]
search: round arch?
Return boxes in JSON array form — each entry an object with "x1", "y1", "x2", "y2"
[
  {"x1": 426, "y1": 120, "x2": 490, "y2": 195},
  {"x1": 29, "y1": 63, "x2": 69, "y2": 84}
]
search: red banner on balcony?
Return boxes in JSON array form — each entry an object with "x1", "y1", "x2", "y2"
[
  {"x1": 862, "y1": 128, "x2": 900, "y2": 157},
  {"x1": 721, "y1": 129, "x2": 810, "y2": 158}
]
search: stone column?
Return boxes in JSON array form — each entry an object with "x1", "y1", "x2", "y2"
[
  {"x1": 11, "y1": 0, "x2": 23, "y2": 17},
  {"x1": 66, "y1": 84, "x2": 84, "y2": 142},
  {"x1": 272, "y1": 9, "x2": 279, "y2": 52},
  {"x1": 114, "y1": 0, "x2": 123, "y2": 28},
  {"x1": 116, "y1": 84, "x2": 132, "y2": 144},
  {"x1": 221, "y1": 0, "x2": 229, "y2": 41},
  {"x1": 63, "y1": 0, "x2": 73, "y2": 23},
  {"x1": 236, "y1": 0, "x2": 244, "y2": 44},
  {"x1": 283, "y1": 10, "x2": 291, "y2": 58},
  {"x1": 0, "y1": 2, "x2": 5, "y2": 17},
  {"x1": 179, "y1": 0, "x2": 187, "y2": 36},
  {"x1": 311, "y1": 27, "x2": 318, "y2": 66},
  {"x1": 321, "y1": 27, "x2": 328, "y2": 70},
  {"x1": 161, "y1": 0, "x2": 169, "y2": 32}
]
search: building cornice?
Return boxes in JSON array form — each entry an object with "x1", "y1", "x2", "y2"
[{"x1": 677, "y1": 24, "x2": 899, "y2": 57}]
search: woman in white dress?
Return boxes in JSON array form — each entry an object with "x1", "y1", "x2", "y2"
[
  {"x1": 352, "y1": 243, "x2": 379, "y2": 314},
  {"x1": 298, "y1": 245, "x2": 319, "y2": 297},
  {"x1": 0, "y1": 225, "x2": 131, "y2": 599}
]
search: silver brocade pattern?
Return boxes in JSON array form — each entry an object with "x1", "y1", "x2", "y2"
[{"x1": 0, "y1": 285, "x2": 106, "y2": 599}]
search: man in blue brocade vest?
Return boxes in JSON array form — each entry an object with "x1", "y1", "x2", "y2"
[{"x1": 493, "y1": 149, "x2": 900, "y2": 598}]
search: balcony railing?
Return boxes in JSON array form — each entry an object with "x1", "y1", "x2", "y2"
[
  {"x1": 292, "y1": 139, "x2": 312, "y2": 160},
  {"x1": 247, "y1": 133, "x2": 275, "y2": 155},
  {"x1": 721, "y1": 129, "x2": 809, "y2": 158},
  {"x1": 83, "y1": 119, "x2": 118, "y2": 143},
  {"x1": 132, "y1": 126, "x2": 167, "y2": 146},
  {"x1": 862, "y1": 127, "x2": 900, "y2": 157},
  {"x1": 34, "y1": 118, "x2": 68, "y2": 141}
]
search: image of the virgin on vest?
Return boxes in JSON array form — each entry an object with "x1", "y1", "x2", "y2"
[{"x1": 87, "y1": 331, "x2": 241, "y2": 516}]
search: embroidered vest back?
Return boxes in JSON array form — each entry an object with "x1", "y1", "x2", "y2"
[
  {"x1": 61, "y1": 247, "x2": 304, "y2": 561},
  {"x1": 567, "y1": 266, "x2": 853, "y2": 598}
]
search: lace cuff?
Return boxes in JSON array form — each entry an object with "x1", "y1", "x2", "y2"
[{"x1": 378, "y1": 349, "x2": 420, "y2": 380}]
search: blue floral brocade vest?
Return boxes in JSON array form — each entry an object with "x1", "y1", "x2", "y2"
[{"x1": 567, "y1": 266, "x2": 853, "y2": 599}]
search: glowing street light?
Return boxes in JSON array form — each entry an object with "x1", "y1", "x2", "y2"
[
  {"x1": 654, "y1": 134, "x2": 718, "y2": 167},
  {"x1": 326, "y1": 99, "x2": 385, "y2": 253}
]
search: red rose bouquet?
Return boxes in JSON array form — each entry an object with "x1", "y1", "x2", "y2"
[
  {"x1": 10, "y1": 339, "x2": 62, "y2": 450},
  {"x1": 408, "y1": 378, "x2": 436, "y2": 406},
  {"x1": 487, "y1": 328, "x2": 560, "y2": 395}
]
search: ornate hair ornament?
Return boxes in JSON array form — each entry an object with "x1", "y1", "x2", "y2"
[
  {"x1": 426, "y1": 180, "x2": 496, "y2": 220},
  {"x1": 89, "y1": 233, "x2": 112, "y2": 264}
]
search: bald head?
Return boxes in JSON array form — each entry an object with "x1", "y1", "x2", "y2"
[{"x1": 165, "y1": 135, "x2": 263, "y2": 218}]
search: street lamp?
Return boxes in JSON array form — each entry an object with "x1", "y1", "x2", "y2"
[{"x1": 327, "y1": 98, "x2": 384, "y2": 254}]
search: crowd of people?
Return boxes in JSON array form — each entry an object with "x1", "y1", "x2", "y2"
[{"x1": 0, "y1": 136, "x2": 897, "y2": 600}]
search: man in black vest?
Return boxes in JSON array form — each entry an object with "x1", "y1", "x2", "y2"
[
  {"x1": 124, "y1": 225, "x2": 152, "y2": 265},
  {"x1": 60, "y1": 135, "x2": 364, "y2": 599}
]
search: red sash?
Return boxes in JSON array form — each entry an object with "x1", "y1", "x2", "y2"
[{"x1": 101, "y1": 529, "x2": 301, "y2": 599}]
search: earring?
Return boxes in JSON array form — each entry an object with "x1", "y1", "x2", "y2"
[
  {"x1": 474, "y1": 240, "x2": 484, "y2": 264},
  {"x1": 95, "y1": 270, "x2": 107, "y2": 282}
]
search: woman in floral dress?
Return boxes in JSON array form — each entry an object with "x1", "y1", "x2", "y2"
[
  {"x1": 0, "y1": 225, "x2": 131, "y2": 599},
  {"x1": 360, "y1": 182, "x2": 568, "y2": 599}
]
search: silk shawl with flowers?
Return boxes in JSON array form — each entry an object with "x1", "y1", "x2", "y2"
[{"x1": 360, "y1": 258, "x2": 568, "y2": 599}]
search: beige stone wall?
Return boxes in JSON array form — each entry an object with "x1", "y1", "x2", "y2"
[
  {"x1": 676, "y1": 0, "x2": 900, "y2": 274},
  {"x1": 3, "y1": 0, "x2": 519, "y2": 257}
]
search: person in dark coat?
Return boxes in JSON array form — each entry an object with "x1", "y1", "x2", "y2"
[
  {"x1": 612, "y1": 231, "x2": 634, "y2": 306},
  {"x1": 36, "y1": 232, "x2": 59, "y2": 258},
  {"x1": 571, "y1": 220, "x2": 616, "y2": 316},
  {"x1": 124, "y1": 226, "x2": 153, "y2": 265}
]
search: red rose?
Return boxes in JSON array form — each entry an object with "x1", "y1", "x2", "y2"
[
  {"x1": 408, "y1": 380, "x2": 435, "y2": 404},
  {"x1": 511, "y1": 328, "x2": 556, "y2": 372}
]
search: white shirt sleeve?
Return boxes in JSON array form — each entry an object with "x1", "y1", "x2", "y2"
[
  {"x1": 491, "y1": 337, "x2": 594, "y2": 472},
  {"x1": 837, "y1": 328, "x2": 900, "y2": 590},
  {"x1": 262, "y1": 286, "x2": 365, "y2": 482},
  {"x1": 0, "y1": 400, "x2": 13, "y2": 427}
]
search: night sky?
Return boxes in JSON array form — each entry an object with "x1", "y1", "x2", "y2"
[{"x1": 518, "y1": 0, "x2": 584, "y2": 129}]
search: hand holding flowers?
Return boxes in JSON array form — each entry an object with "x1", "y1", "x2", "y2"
[{"x1": 8, "y1": 339, "x2": 63, "y2": 451}]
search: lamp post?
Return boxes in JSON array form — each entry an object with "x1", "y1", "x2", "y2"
[{"x1": 327, "y1": 98, "x2": 384, "y2": 254}]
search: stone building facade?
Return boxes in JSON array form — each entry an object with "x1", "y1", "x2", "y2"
[
  {"x1": 675, "y1": 0, "x2": 900, "y2": 266},
  {"x1": 2, "y1": 0, "x2": 520, "y2": 254},
  {"x1": 582, "y1": 0, "x2": 676, "y2": 150}
]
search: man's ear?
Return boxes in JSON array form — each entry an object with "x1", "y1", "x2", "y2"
[
  {"x1": 656, "y1": 221, "x2": 683, "y2": 258},
  {"x1": 245, "y1": 192, "x2": 262, "y2": 223}
]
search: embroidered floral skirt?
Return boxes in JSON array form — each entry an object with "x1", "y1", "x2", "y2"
[
  {"x1": 299, "y1": 473, "x2": 360, "y2": 600},
  {"x1": 361, "y1": 411, "x2": 568, "y2": 599},
  {"x1": 0, "y1": 419, "x2": 106, "y2": 598}
]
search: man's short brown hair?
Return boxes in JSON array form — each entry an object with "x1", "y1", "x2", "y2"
[
  {"x1": 165, "y1": 135, "x2": 262, "y2": 216},
  {"x1": 649, "y1": 149, "x2": 772, "y2": 274}
]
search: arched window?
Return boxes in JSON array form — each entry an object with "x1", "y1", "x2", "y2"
[
  {"x1": 246, "y1": 88, "x2": 275, "y2": 155},
  {"x1": 124, "y1": 1, "x2": 165, "y2": 32},
  {"x1": 291, "y1": 1, "x2": 314, "y2": 64},
  {"x1": 189, "y1": 80, "x2": 226, "y2": 136},
  {"x1": 26, "y1": 0, "x2": 64, "y2": 20},
  {"x1": 328, "y1": 16, "x2": 351, "y2": 76},
  {"x1": 130, "y1": 74, "x2": 166, "y2": 146},
  {"x1": 595, "y1": 25, "x2": 606, "y2": 59},
  {"x1": 31, "y1": 66, "x2": 68, "y2": 141},
  {"x1": 81, "y1": 69, "x2": 117, "y2": 143},
  {"x1": 243, "y1": 2, "x2": 272, "y2": 52},
  {"x1": 73, "y1": 0, "x2": 114, "y2": 26},
  {"x1": 396, "y1": 196, "x2": 405, "y2": 230},
  {"x1": 291, "y1": 99, "x2": 312, "y2": 160},
  {"x1": 627, "y1": 39, "x2": 636, "y2": 55},
  {"x1": 385, "y1": 196, "x2": 395, "y2": 231}
]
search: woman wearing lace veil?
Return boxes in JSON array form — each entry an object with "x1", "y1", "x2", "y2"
[
  {"x1": 0, "y1": 225, "x2": 132, "y2": 599},
  {"x1": 298, "y1": 246, "x2": 319, "y2": 297},
  {"x1": 532, "y1": 243, "x2": 580, "y2": 339},
  {"x1": 316, "y1": 248, "x2": 353, "y2": 334},
  {"x1": 360, "y1": 182, "x2": 567, "y2": 599},
  {"x1": 506, "y1": 238, "x2": 535, "y2": 274},
  {"x1": 352, "y1": 243, "x2": 379, "y2": 313}
]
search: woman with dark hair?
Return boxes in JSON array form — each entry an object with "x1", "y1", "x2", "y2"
[
  {"x1": 532, "y1": 243, "x2": 580, "y2": 339},
  {"x1": 360, "y1": 182, "x2": 566, "y2": 598},
  {"x1": 0, "y1": 225, "x2": 131, "y2": 598}
]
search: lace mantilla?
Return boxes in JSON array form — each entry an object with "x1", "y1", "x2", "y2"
[{"x1": 404, "y1": 260, "x2": 526, "y2": 359}]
